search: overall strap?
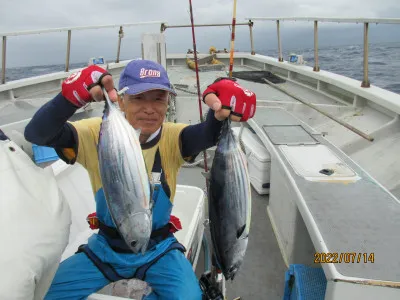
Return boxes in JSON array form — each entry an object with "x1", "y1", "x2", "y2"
[
  {"x1": 76, "y1": 244, "x2": 126, "y2": 282},
  {"x1": 0, "y1": 129, "x2": 8, "y2": 141},
  {"x1": 76, "y1": 242, "x2": 186, "y2": 283},
  {"x1": 133, "y1": 241, "x2": 186, "y2": 281},
  {"x1": 152, "y1": 147, "x2": 171, "y2": 199},
  {"x1": 98, "y1": 221, "x2": 173, "y2": 253}
]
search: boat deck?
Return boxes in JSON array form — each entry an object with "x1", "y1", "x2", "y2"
[
  {"x1": 177, "y1": 163, "x2": 287, "y2": 299},
  {"x1": 253, "y1": 108, "x2": 400, "y2": 281},
  {"x1": 168, "y1": 60, "x2": 400, "y2": 296},
  {"x1": 165, "y1": 61, "x2": 400, "y2": 201},
  {"x1": 2, "y1": 56, "x2": 400, "y2": 299}
]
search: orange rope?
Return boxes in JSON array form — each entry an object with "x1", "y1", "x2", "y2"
[{"x1": 228, "y1": 0, "x2": 238, "y2": 78}]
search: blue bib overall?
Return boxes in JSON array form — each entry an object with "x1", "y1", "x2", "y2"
[{"x1": 45, "y1": 149, "x2": 202, "y2": 300}]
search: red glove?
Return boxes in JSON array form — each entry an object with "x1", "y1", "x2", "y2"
[
  {"x1": 86, "y1": 212, "x2": 99, "y2": 230},
  {"x1": 168, "y1": 215, "x2": 182, "y2": 233},
  {"x1": 61, "y1": 65, "x2": 110, "y2": 108},
  {"x1": 202, "y1": 78, "x2": 256, "y2": 121}
]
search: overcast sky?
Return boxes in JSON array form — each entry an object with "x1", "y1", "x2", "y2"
[{"x1": 1, "y1": 0, "x2": 399, "y2": 67}]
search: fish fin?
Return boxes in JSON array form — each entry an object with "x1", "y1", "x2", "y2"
[
  {"x1": 102, "y1": 87, "x2": 114, "y2": 108},
  {"x1": 201, "y1": 171, "x2": 211, "y2": 180},
  {"x1": 236, "y1": 224, "x2": 247, "y2": 239}
]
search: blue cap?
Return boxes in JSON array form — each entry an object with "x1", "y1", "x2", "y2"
[{"x1": 118, "y1": 59, "x2": 176, "y2": 96}]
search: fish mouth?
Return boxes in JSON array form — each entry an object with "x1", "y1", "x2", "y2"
[
  {"x1": 224, "y1": 264, "x2": 241, "y2": 281},
  {"x1": 118, "y1": 211, "x2": 152, "y2": 254},
  {"x1": 129, "y1": 237, "x2": 150, "y2": 254}
]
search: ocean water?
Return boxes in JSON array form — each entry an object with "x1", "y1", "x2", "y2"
[
  {"x1": 261, "y1": 41, "x2": 400, "y2": 94},
  {"x1": 2, "y1": 42, "x2": 400, "y2": 94}
]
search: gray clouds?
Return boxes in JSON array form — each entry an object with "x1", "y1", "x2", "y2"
[
  {"x1": 0, "y1": 0, "x2": 399, "y2": 67},
  {"x1": 2, "y1": 0, "x2": 399, "y2": 30}
]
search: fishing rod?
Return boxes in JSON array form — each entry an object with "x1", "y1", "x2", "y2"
[
  {"x1": 187, "y1": 2, "x2": 223, "y2": 295},
  {"x1": 188, "y1": 0, "x2": 209, "y2": 175}
]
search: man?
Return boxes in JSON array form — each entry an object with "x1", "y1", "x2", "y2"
[{"x1": 25, "y1": 59, "x2": 256, "y2": 299}]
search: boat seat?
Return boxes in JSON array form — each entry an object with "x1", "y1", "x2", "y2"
[{"x1": 1, "y1": 128, "x2": 34, "y2": 159}]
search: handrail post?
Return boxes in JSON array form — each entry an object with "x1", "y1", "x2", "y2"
[
  {"x1": 313, "y1": 21, "x2": 320, "y2": 72},
  {"x1": 277, "y1": 20, "x2": 283, "y2": 62},
  {"x1": 248, "y1": 20, "x2": 255, "y2": 55},
  {"x1": 116, "y1": 26, "x2": 124, "y2": 63},
  {"x1": 65, "y1": 30, "x2": 71, "y2": 72},
  {"x1": 1, "y1": 36, "x2": 6, "y2": 84},
  {"x1": 361, "y1": 22, "x2": 370, "y2": 87}
]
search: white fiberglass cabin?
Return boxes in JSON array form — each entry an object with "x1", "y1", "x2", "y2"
[{"x1": 1, "y1": 17, "x2": 400, "y2": 300}]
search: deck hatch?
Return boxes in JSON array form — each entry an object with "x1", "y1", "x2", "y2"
[
  {"x1": 279, "y1": 144, "x2": 358, "y2": 181},
  {"x1": 262, "y1": 125, "x2": 319, "y2": 145}
]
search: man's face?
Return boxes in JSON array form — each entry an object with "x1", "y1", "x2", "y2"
[{"x1": 118, "y1": 89, "x2": 169, "y2": 137}]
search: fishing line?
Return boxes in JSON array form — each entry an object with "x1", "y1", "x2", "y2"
[
  {"x1": 188, "y1": 0, "x2": 209, "y2": 176},
  {"x1": 228, "y1": 0, "x2": 247, "y2": 154}
]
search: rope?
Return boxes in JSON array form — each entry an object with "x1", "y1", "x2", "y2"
[
  {"x1": 173, "y1": 86, "x2": 198, "y2": 95},
  {"x1": 182, "y1": 152, "x2": 212, "y2": 168},
  {"x1": 182, "y1": 146, "x2": 216, "y2": 168},
  {"x1": 166, "y1": 85, "x2": 178, "y2": 123}
]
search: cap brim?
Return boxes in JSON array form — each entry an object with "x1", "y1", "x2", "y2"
[{"x1": 123, "y1": 83, "x2": 177, "y2": 96}]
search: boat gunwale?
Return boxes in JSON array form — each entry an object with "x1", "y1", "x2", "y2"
[{"x1": 245, "y1": 17, "x2": 400, "y2": 25}]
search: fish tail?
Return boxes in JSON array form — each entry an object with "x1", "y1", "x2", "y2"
[
  {"x1": 216, "y1": 119, "x2": 231, "y2": 145},
  {"x1": 102, "y1": 98, "x2": 109, "y2": 115},
  {"x1": 102, "y1": 87, "x2": 116, "y2": 116},
  {"x1": 223, "y1": 118, "x2": 231, "y2": 128}
]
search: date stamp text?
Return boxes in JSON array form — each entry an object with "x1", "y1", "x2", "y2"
[{"x1": 314, "y1": 252, "x2": 375, "y2": 263}]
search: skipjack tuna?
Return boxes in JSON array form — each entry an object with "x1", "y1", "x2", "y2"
[
  {"x1": 98, "y1": 88, "x2": 153, "y2": 254},
  {"x1": 204, "y1": 118, "x2": 252, "y2": 280}
]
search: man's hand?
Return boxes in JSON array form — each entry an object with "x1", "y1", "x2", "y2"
[
  {"x1": 202, "y1": 78, "x2": 256, "y2": 121},
  {"x1": 61, "y1": 65, "x2": 118, "y2": 108}
]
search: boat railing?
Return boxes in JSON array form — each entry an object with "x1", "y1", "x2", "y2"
[
  {"x1": 245, "y1": 17, "x2": 400, "y2": 88},
  {"x1": 0, "y1": 21, "x2": 163, "y2": 84},
  {"x1": 0, "y1": 21, "x2": 256, "y2": 85},
  {"x1": 160, "y1": 20, "x2": 255, "y2": 55},
  {"x1": 2, "y1": 17, "x2": 400, "y2": 89}
]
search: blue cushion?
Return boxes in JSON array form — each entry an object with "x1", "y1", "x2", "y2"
[
  {"x1": 283, "y1": 264, "x2": 327, "y2": 300},
  {"x1": 32, "y1": 144, "x2": 59, "y2": 164}
]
